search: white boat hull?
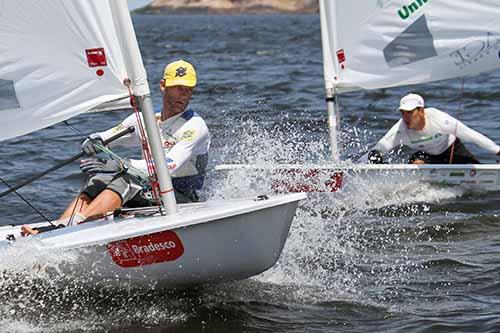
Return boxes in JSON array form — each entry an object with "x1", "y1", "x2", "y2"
[
  {"x1": 0, "y1": 193, "x2": 306, "y2": 288},
  {"x1": 215, "y1": 163, "x2": 500, "y2": 192}
]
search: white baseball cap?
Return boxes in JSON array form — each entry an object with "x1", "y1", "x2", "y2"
[{"x1": 398, "y1": 93, "x2": 424, "y2": 111}]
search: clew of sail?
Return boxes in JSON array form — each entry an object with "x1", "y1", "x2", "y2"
[
  {"x1": 0, "y1": 0, "x2": 149, "y2": 141},
  {"x1": 321, "y1": 0, "x2": 500, "y2": 93}
]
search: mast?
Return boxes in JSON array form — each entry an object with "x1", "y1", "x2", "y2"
[
  {"x1": 325, "y1": 90, "x2": 340, "y2": 162},
  {"x1": 111, "y1": 1, "x2": 177, "y2": 214},
  {"x1": 319, "y1": 0, "x2": 340, "y2": 162}
]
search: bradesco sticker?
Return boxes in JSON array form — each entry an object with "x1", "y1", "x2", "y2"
[{"x1": 107, "y1": 230, "x2": 184, "y2": 268}]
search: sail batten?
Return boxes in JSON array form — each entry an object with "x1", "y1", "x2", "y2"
[
  {"x1": 321, "y1": 1, "x2": 500, "y2": 93},
  {"x1": 0, "y1": 0, "x2": 148, "y2": 141}
]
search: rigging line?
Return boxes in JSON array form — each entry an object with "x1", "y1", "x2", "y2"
[
  {"x1": 63, "y1": 120, "x2": 86, "y2": 138},
  {"x1": 63, "y1": 120, "x2": 91, "y2": 148},
  {"x1": 66, "y1": 176, "x2": 90, "y2": 227},
  {"x1": 64, "y1": 120, "x2": 148, "y2": 179},
  {"x1": 125, "y1": 80, "x2": 161, "y2": 204},
  {"x1": 449, "y1": 77, "x2": 465, "y2": 164},
  {"x1": 62, "y1": 121, "x2": 99, "y2": 226},
  {"x1": 0, "y1": 176, "x2": 53, "y2": 224}
]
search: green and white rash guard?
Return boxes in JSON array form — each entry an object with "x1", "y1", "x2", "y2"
[{"x1": 374, "y1": 108, "x2": 499, "y2": 155}]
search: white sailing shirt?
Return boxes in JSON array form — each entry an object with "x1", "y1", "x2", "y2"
[
  {"x1": 374, "y1": 108, "x2": 500, "y2": 155},
  {"x1": 95, "y1": 109, "x2": 210, "y2": 190}
]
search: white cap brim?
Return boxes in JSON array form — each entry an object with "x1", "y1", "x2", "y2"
[{"x1": 399, "y1": 100, "x2": 421, "y2": 111}]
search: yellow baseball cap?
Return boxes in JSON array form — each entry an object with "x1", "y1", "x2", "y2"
[{"x1": 163, "y1": 60, "x2": 197, "y2": 87}]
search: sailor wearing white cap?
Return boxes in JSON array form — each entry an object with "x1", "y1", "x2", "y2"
[{"x1": 367, "y1": 93, "x2": 500, "y2": 164}]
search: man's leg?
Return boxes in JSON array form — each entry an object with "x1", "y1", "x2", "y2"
[
  {"x1": 21, "y1": 193, "x2": 93, "y2": 236},
  {"x1": 58, "y1": 174, "x2": 114, "y2": 222},
  {"x1": 21, "y1": 175, "x2": 124, "y2": 236},
  {"x1": 59, "y1": 193, "x2": 93, "y2": 220},
  {"x1": 81, "y1": 189, "x2": 122, "y2": 221}
]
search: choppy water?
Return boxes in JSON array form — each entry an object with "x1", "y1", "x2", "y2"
[{"x1": 1, "y1": 14, "x2": 500, "y2": 333}]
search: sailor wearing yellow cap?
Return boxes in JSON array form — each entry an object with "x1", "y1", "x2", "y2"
[
  {"x1": 127, "y1": 59, "x2": 209, "y2": 202},
  {"x1": 23, "y1": 60, "x2": 211, "y2": 233},
  {"x1": 83, "y1": 59, "x2": 208, "y2": 204}
]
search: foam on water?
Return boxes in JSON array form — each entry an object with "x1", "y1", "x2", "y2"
[
  {"x1": 208, "y1": 120, "x2": 466, "y2": 305},
  {"x1": 0, "y1": 243, "x2": 83, "y2": 332},
  {"x1": 0, "y1": 256, "x2": 191, "y2": 332},
  {"x1": 0, "y1": 239, "x2": 79, "y2": 273},
  {"x1": 0, "y1": 239, "x2": 194, "y2": 331},
  {"x1": 0, "y1": 319, "x2": 88, "y2": 333}
]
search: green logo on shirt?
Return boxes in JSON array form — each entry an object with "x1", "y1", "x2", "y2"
[{"x1": 411, "y1": 135, "x2": 433, "y2": 144}]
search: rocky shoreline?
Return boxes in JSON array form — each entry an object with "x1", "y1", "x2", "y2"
[{"x1": 137, "y1": 0, "x2": 318, "y2": 14}]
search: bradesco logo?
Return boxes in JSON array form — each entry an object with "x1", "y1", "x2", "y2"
[
  {"x1": 449, "y1": 32, "x2": 500, "y2": 69},
  {"x1": 397, "y1": 0, "x2": 429, "y2": 20},
  {"x1": 107, "y1": 230, "x2": 184, "y2": 268}
]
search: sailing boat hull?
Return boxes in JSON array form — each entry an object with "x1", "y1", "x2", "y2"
[
  {"x1": 0, "y1": 193, "x2": 305, "y2": 287},
  {"x1": 215, "y1": 164, "x2": 500, "y2": 192}
]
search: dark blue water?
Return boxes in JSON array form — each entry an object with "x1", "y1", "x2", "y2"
[{"x1": 2, "y1": 14, "x2": 500, "y2": 333}]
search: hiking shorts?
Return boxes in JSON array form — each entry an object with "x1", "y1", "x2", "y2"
[
  {"x1": 82, "y1": 173, "x2": 143, "y2": 204},
  {"x1": 408, "y1": 138, "x2": 480, "y2": 164},
  {"x1": 82, "y1": 174, "x2": 200, "y2": 206}
]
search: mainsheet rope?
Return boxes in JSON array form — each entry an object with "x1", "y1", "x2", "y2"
[
  {"x1": 0, "y1": 176, "x2": 52, "y2": 224},
  {"x1": 448, "y1": 77, "x2": 465, "y2": 164}
]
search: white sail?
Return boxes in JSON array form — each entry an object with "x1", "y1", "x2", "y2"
[
  {"x1": 320, "y1": 0, "x2": 500, "y2": 93},
  {"x1": 0, "y1": 0, "x2": 149, "y2": 141}
]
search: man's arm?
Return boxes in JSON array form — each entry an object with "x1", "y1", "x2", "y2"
[
  {"x1": 373, "y1": 120, "x2": 405, "y2": 153},
  {"x1": 432, "y1": 109, "x2": 500, "y2": 155},
  {"x1": 81, "y1": 114, "x2": 140, "y2": 155},
  {"x1": 454, "y1": 120, "x2": 500, "y2": 155},
  {"x1": 358, "y1": 121, "x2": 404, "y2": 163},
  {"x1": 93, "y1": 113, "x2": 139, "y2": 144}
]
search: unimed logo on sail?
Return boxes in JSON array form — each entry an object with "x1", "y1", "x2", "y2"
[
  {"x1": 107, "y1": 230, "x2": 184, "y2": 268},
  {"x1": 398, "y1": 0, "x2": 429, "y2": 20}
]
